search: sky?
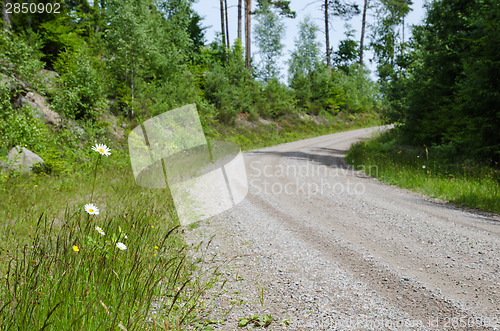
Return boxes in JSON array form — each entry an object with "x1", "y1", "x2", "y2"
[{"x1": 192, "y1": 0, "x2": 427, "y2": 82}]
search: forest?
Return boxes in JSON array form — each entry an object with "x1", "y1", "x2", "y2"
[{"x1": 1, "y1": 0, "x2": 498, "y2": 166}]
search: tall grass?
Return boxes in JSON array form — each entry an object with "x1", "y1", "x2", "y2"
[
  {"x1": 347, "y1": 130, "x2": 500, "y2": 214},
  {"x1": 0, "y1": 113, "x2": 382, "y2": 329},
  {"x1": 0, "y1": 148, "x2": 218, "y2": 330}
]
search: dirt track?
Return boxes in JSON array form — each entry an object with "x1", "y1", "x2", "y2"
[{"x1": 186, "y1": 126, "x2": 499, "y2": 330}]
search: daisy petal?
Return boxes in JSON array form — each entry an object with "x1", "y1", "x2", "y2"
[
  {"x1": 85, "y1": 203, "x2": 99, "y2": 215},
  {"x1": 95, "y1": 226, "x2": 105, "y2": 236},
  {"x1": 92, "y1": 143, "x2": 111, "y2": 156}
]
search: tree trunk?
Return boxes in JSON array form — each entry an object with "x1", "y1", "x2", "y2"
[
  {"x1": 245, "y1": 0, "x2": 252, "y2": 70},
  {"x1": 220, "y1": 0, "x2": 226, "y2": 48},
  {"x1": 224, "y1": 0, "x2": 230, "y2": 47},
  {"x1": 359, "y1": 0, "x2": 368, "y2": 66},
  {"x1": 402, "y1": 17, "x2": 405, "y2": 48},
  {"x1": 238, "y1": 0, "x2": 242, "y2": 41},
  {"x1": 2, "y1": 0, "x2": 11, "y2": 30},
  {"x1": 93, "y1": 0, "x2": 100, "y2": 34},
  {"x1": 324, "y1": 0, "x2": 330, "y2": 68}
]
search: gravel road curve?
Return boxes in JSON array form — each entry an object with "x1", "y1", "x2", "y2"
[{"x1": 185, "y1": 126, "x2": 499, "y2": 330}]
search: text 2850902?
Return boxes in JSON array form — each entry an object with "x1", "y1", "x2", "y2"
[{"x1": 6, "y1": 3, "x2": 61, "y2": 14}]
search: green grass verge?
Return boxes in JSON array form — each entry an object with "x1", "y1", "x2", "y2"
[
  {"x1": 0, "y1": 152, "x2": 219, "y2": 330},
  {"x1": 213, "y1": 112, "x2": 381, "y2": 151},
  {"x1": 346, "y1": 129, "x2": 500, "y2": 214},
  {"x1": 0, "y1": 112, "x2": 380, "y2": 329}
]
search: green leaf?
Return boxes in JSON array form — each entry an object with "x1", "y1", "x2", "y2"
[{"x1": 238, "y1": 318, "x2": 249, "y2": 327}]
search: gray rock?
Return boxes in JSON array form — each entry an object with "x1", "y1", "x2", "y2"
[
  {"x1": 100, "y1": 112, "x2": 125, "y2": 140},
  {"x1": 4, "y1": 146, "x2": 45, "y2": 174},
  {"x1": 59, "y1": 119, "x2": 86, "y2": 139},
  {"x1": 14, "y1": 92, "x2": 61, "y2": 126},
  {"x1": 0, "y1": 73, "x2": 26, "y2": 91},
  {"x1": 37, "y1": 69, "x2": 60, "y2": 89},
  {"x1": 73, "y1": 125, "x2": 85, "y2": 136},
  {"x1": 0, "y1": 73, "x2": 10, "y2": 87}
]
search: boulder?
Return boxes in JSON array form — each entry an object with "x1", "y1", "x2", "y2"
[
  {"x1": 14, "y1": 92, "x2": 61, "y2": 126},
  {"x1": 100, "y1": 112, "x2": 125, "y2": 141},
  {"x1": 4, "y1": 146, "x2": 45, "y2": 174},
  {"x1": 0, "y1": 73, "x2": 27, "y2": 91},
  {"x1": 60, "y1": 119, "x2": 85, "y2": 139}
]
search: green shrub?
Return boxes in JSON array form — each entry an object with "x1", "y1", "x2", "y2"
[
  {"x1": 0, "y1": 29, "x2": 44, "y2": 86},
  {"x1": 52, "y1": 46, "x2": 104, "y2": 121},
  {"x1": 257, "y1": 78, "x2": 296, "y2": 118},
  {"x1": 143, "y1": 72, "x2": 199, "y2": 119},
  {"x1": 311, "y1": 67, "x2": 345, "y2": 115},
  {"x1": 0, "y1": 85, "x2": 53, "y2": 154},
  {"x1": 290, "y1": 65, "x2": 346, "y2": 115},
  {"x1": 202, "y1": 41, "x2": 271, "y2": 123},
  {"x1": 335, "y1": 64, "x2": 381, "y2": 113}
]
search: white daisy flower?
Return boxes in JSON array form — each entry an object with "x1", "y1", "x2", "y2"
[
  {"x1": 422, "y1": 165, "x2": 426, "y2": 169},
  {"x1": 116, "y1": 242, "x2": 127, "y2": 251},
  {"x1": 85, "y1": 203, "x2": 99, "y2": 215},
  {"x1": 92, "y1": 143, "x2": 111, "y2": 156},
  {"x1": 95, "y1": 226, "x2": 105, "y2": 236}
]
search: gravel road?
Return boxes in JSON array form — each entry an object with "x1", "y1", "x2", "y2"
[{"x1": 185, "y1": 126, "x2": 499, "y2": 330}]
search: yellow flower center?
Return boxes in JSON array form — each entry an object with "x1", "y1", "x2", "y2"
[
  {"x1": 98, "y1": 148, "x2": 104, "y2": 153},
  {"x1": 89, "y1": 209, "x2": 94, "y2": 213}
]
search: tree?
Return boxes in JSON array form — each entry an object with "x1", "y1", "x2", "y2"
[
  {"x1": 289, "y1": 16, "x2": 322, "y2": 77},
  {"x1": 188, "y1": 11, "x2": 206, "y2": 53},
  {"x1": 104, "y1": 0, "x2": 194, "y2": 117},
  {"x1": 324, "y1": 0, "x2": 330, "y2": 67},
  {"x1": 245, "y1": 0, "x2": 252, "y2": 69},
  {"x1": 333, "y1": 24, "x2": 359, "y2": 72},
  {"x1": 245, "y1": 0, "x2": 295, "y2": 71},
  {"x1": 254, "y1": 0, "x2": 286, "y2": 81},
  {"x1": 238, "y1": 0, "x2": 243, "y2": 40},
  {"x1": 323, "y1": 0, "x2": 360, "y2": 68},
  {"x1": 224, "y1": 0, "x2": 230, "y2": 47},
  {"x1": 401, "y1": 0, "x2": 500, "y2": 163},
  {"x1": 2, "y1": 0, "x2": 11, "y2": 30},
  {"x1": 288, "y1": 16, "x2": 347, "y2": 113},
  {"x1": 288, "y1": 16, "x2": 322, "y2": 108},
  {"x1": 359, "y1": 0, "x2": 368, "y2": 65},
  {"x1": 220, "y1": 0, "x2": 226, "y2": 48},
  {"x1": 8, "y1": 0, "x2": 98, "y2": 67},
  {"x1": 370, "y1": 0, "x2": 412, "y2": 82}
]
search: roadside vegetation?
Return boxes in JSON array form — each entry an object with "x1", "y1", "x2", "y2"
[
  {"x1": 348, "y1": 130, "x2": 499, "y2": 214},
  {"x1": 348, "y1": 0, "x2": 499, "y2": 214},
  {"x1": 0, "y1": 0, "x2": 383, "y2": 328},
  {"x1": 2, "y1": 0, "x2": 497, "y2": 328},
  {"x1": 0, "y1": 147, "x2": 227, "y2": 329}
]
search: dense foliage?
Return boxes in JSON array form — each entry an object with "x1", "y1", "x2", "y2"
[
  {"x1": 0, "y1": 0, "x2": 381, "y2": 151},
  {"x1": 1, "y1": 0, "x2": 497, "y2": 168},
  {"x1": 380, "y1": 0, "x2": 499, "y2": 165}
]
